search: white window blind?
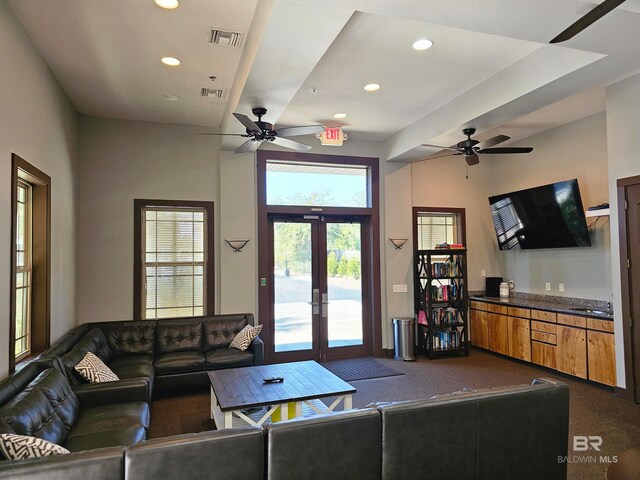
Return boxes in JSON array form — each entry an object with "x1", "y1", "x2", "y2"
[
  {"x1": 417, "y1": 213, "x2": 458, "y2": 250},
  {"x1": 142, "y1": 208, "x2": 206, "y2": 319}
]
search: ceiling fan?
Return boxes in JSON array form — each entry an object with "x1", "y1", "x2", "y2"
[
  {"x1": 421, "y1": 128, "x2": 533, "y2": 166},
  {"x1": 192, "y1": 107, "x2": 324, "y2": 154},
  {"x1": 550, "y1": 0, "x2": 626, "y2": 43}
]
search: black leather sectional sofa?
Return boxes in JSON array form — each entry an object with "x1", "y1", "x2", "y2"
[
  {"x1": 38, "y1": 313, "x2": 264, "y2": 402},
  {"x1": 0, "y1": 377, "x2": 570, "y2": 480}
]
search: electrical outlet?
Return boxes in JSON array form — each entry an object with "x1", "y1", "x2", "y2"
[
  {"x1": 392, "y1": 284, "x2": 408, "y2": 293},
  {"x1": 481, "y1": 270, "x2": 486, "y2": 277},
  {"x1": 545, "y1": 282, "x2": 551, "y2": 291},
  {"x1": 559, "y1": 283, "x2": 565, "y2": 292}
]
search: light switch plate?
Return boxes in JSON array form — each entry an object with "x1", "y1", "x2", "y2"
[
  {"x1": 559, "y1": 283, "x2": 565, "y2": 292},
  {"x1": 392, "y1": 284, "x2": 408, "y2": 293}
]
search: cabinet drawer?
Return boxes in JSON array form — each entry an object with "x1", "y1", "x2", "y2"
[
  {"x1": 532, "y1": 341, "x2": 556, "y2": 369},
  {"x1": 587, "y1": 318, "x2": 614, "y2": 333},
  {"x1": 470, "y1": 301, "x2": 485, "y2": 311},
  {"x1": 531, "y1": 310, "x2": 557, "y2": 323},
  {"x1": 531, "y1": 331, "x2": 557, "y2": 345},
  {"x1": 508, "y1": 307, "x2": 530, "y2": 319},
  {"x1": 486, "y1": 303, "x2": 508, "y2": 315},
  {"x1": 531, "y1": 321, "x2": 557, "y2": 334},
  {"x1": 557, "y1": 313, "x2": 587, "y2": 328}
]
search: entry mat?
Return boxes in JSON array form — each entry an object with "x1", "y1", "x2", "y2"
[{"x1": 321, "y1": 357, "x2": 404, "y2": 382}]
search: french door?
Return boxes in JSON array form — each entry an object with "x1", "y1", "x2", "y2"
[{"x1": 268, "y1": 214, "x2": 371, "y2": 362}]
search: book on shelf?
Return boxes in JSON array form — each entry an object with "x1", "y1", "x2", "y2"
[{"x1": 434, "y1": 242, "x2": 465, "y2": 250}]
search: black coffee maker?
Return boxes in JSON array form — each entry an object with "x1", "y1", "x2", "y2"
[{"x1": 485, "y1": 277, "x2": 503, "y2": 297}]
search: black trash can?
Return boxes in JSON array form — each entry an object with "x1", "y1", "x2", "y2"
[{"x1": 392, "y1": 317, "x2": 416, "y2": 361}]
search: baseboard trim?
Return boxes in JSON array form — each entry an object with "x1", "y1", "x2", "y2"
[{"x1": 382, "y1": 348, "x2": 394, "y2": 358}]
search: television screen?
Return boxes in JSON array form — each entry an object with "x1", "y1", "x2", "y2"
[{"x1": 488, "y1": 179, "x2": 591, "y2": 250}]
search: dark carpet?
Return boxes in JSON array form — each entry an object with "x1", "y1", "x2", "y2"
[
  {"x1": 149, "y1": 350, "x2": 640, "y2": 480},
  {"x1": 320, "y1": 357, "x2": 403, "y2": 381}
]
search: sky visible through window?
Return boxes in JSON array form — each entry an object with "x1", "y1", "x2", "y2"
[{"x1": 266, "y1": 170, "x2": 367, "y2": 207}]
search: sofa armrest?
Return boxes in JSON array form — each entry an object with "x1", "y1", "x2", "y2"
[
  {"x1": 251, "y1": 336, "x2": 264, "y2": 365},
  {"x1": 74, "y1": 378, "x2": 151, "y2": 408},
  {"x1": 0, "y1": 447, "x2": 124, "y2": 480}
]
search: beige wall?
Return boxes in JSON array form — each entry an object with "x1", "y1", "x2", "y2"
[
  {"x1": 490, "y1": 113, "x2": 611, "y2": 300},
  {"x1": 0, "y1": 3, "x2": 78, "y2": 377},
  {"x1": 605, "y1": 73, "x2": 640, "y2": 390},
  {"x1": 76, "y1": 116, "x2": 220, "y2": 322}
]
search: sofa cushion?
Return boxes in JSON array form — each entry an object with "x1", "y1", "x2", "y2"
[
  {"x1": 203, "y1": 314, "x2": 251, "y2": 350},
  {"x1": 205, "y1": 348, "x2": 254, "y2": 370},
  {"x1": 100, "y1": 323, "x2": 155, "y2": 357},
  {"x1": 60, "y1": 329, "x2": 113, "y2": 386},
  {"x1": 229, "y1": 324, "x2": 262, "y2": 351},
  {"x1": 108, "y1": 355, "x2": 154, "y2": 380},
  {"x1": 64, "y1": 427, "x2": 147, "y2": 453},
  {"x1": 74, "y1": 352, "x2": 119, "y2": 384},
  {"x1": 0, "y1": 369, "x2": 79, "y2": 446},
  {"x1": 156, "y1": 321, "x2": 203, "y2": 354},
  {"x1": 154, "y1": 352, "x2": 206, "y2": 376},
  {"x1": 70, "y1": 402, "x2": 150, "y2": 437},
  {"x1": 0, "y1": 433, "x2": 69, "y2": 460}
]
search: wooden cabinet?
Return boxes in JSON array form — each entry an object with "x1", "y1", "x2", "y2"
[
  {"x1": 508, "y1": 316, "x2": 531, "y2": 361},
  {"x1": 532, "y1": 341, "x2": 556, "y2": 369},
  {"x1": 487, "y1": 313, "x2": 509, "y2": 355},
  {"x1": 470, "y1": 309, "x2": 488, "y2": 349},
  {"x1": 587, "y1": 330, "x2": 616, "y2": 386},
  {"x1": 556, "y1": 325, "x2": 587, "y2": 379}
]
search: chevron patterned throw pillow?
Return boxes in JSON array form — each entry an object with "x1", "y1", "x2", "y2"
[
  {"x1": 74, "y1": 351, "x2": 119, "y2": 383},
  {"x1": 229, "y1": 324, "x2": 263, "y2": 351},
  {"x1": 0, "y1": 434, "x2": 69, "y2": 460}
]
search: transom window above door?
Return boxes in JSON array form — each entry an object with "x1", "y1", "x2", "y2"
[{"x1": 266, "y1": 160, "x2": 369, "y2": 208}]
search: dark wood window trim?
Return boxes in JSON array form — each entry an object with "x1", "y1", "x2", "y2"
[
  {"x1": 616, "y1": 174, "x2": 640, "y2": 402},
  {"x1": 412, "y1": 206, "x2": 467, "y2": 249},
  {"x1": 10, "y1": 154, "x2": 51, "y2": 374},
  {"x1": 257, "y1": 150, "x2": 382, "y2": 361},
  {"x1": 133, "y1": 199, "x2": 215, "y2": 320}
]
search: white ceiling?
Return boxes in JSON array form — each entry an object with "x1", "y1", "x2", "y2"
[{"x1": 8, "y1": 0, "x2": 640, "y2": 162}]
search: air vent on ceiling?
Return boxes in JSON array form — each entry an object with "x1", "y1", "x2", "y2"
[
  {"x1": 207, "y1": 28, "x2": 243, "y2": 48},
  {"x1": 201, "y1": 88, "x2": 227, "y2": 99}
]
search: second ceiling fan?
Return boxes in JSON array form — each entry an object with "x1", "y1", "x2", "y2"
[{"x1": 422, "y1": 128, "x2": 533, "y2": 166}]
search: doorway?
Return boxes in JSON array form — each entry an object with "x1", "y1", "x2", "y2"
[
  {"x1": 618, "y1": 175, "x2": 640, "y2": 403},
  {"x1": 257, "y1": 151, "x2": 382, "y2": 363},
  {"x1": 269, "y1": 215, "x2": 371, "y2": 362}
]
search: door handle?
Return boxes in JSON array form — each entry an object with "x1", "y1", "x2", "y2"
[
  {"x1": 322, "y1": 293, "x2": 329, "y2": 318},
  {"x1": 308, "y1": 288, "x2": 320, "y2": 314}
]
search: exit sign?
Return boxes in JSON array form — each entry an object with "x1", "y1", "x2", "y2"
[{"x1": 318, "y1": 127, "x2": 344, "y2": 146}]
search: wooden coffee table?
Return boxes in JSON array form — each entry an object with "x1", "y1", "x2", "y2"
[{"x1": 208, "y1": 360, "x2": 356, "y2": 429}]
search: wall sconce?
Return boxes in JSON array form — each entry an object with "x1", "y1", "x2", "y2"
[
  {"x1": 389, "y1": 238, "x2": 408, "y2": 250},
  {"x1": 225, "y1": 239, "x2": 250, "y2": 252}
]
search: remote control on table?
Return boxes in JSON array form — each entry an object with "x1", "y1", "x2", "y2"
[{"x1": 263, "y1": 377, "x2": 284, "y2": 383}]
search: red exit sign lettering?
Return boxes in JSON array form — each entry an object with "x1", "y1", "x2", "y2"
[{"x1": 319, "y1": 127, "x2": 344, "y2": 146}]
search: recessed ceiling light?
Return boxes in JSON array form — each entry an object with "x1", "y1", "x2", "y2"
[
  {"x1": 162, "y1": 94, "x2": 179, "y2": 101},
  {"x1": 364, "y1": 83, "x2": 380, "y2": 92},
  {"x1": 155, "y1": 0, "x2": 179, "y2": 9},
  {"x1": 333, "y1": 113, "x2": 347, "y2": 119},
  {"x1": 413, "y1": 39, "x2": 434, "y2": 50},
  {"x1": 161, "y1": 56, "x2": 181, "y2": 66}
]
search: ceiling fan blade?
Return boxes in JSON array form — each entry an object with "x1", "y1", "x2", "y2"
[
  {"x1": 550, "y1": 0, "x2": 626, "y2": 43},
  {"x1": 270, "y1": 136, "x2": 313, "y2": 152},
  {"x1": 275, "y1": 125, "x2": 325, "y2": 137},
  {"x1": 233, "y1": 113, "x2": 261, "y2": 132},
  {"x1": 187, "y1": 132, "x2": 248, "y2": 136},
  {"x1": 465, "y1": 153, "x2": 480, "y2": 166},
  {"x1": 475, "y1": 134, "x2": 510, "y2": 149},
  {"x1": 421, "y1": 143, "x2": 458, "y2": 151},
  {"x1": 478, "y1": 147, "x2": 533, "y2": 154},
  {"x1": 234, "y1": 139, "x2": 260, "y2": 154}
]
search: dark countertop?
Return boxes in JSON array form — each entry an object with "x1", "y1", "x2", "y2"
[{"x1": 469, "y1": 295, "x2": 614, "y2": 320}]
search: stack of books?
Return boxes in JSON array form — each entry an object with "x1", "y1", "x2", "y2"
[{"x1": 434, "y1": 243, "x2": 465, "y2": 250}]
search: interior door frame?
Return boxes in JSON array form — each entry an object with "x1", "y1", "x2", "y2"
[
  {"x1": 617, "y1": 174, "x2": 640, "y2": 402},
  {"x1": 257, "y1": 151, "x2": 382, "y2": 364}
]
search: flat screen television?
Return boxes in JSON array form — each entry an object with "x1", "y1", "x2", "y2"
[{"x1": 488, "y1": 179, "x2": 591, "y2": 250}]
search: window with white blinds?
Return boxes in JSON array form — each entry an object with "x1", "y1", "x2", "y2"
[
  {"x1": 142, "y1": 207, "x2": 207, "y2": 319},
  {"x1": 15, "y1": 180, "x2": 32, "y2": 359},
  {"x1": 416, "y1": 212, "x2": 458, "y2": 250}
]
